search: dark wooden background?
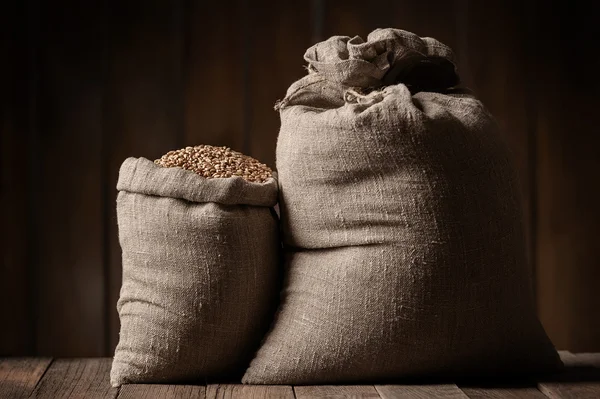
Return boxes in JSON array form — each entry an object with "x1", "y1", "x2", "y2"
[{"x1": 1, "y1": 0, "x2": 599, "y2": 357}]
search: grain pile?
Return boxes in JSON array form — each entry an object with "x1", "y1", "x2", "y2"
[{"x1": 154, "y1": 145, "x2": 273, "y2": 183}]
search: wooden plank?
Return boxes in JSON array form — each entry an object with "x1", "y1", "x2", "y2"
[
  {"x1": 245, "y1": 0, "x2": 312, "y2": 167},
  {"x1": 538, "y1": 351, "x2": 600, "y2": 398},
  {"x1": 184, "y1": 1, "x2": 245, "y2": 152},
  {"x1": 460, "y1": 385, "x2": 546, "y2": 398},
  {"x1": 294, "y1": 385, "x2": 380, "y2": 398},
  {"x1": 560, "y1": 351, "x2": 600, "y2": 368},
  {"x1": 104, "y1": 1, "x2": 185, "y2": 353},
  {"x1": 119, "y1": 384, "x2": 205, "y2": 399},
  {"x1": 377, "y1": 384, "x2": 468, "y2": 399},
  {"x1": 534, "y1": 1, "x2": 600, "y2": 351},
  {"x1": 0, "y1": 0, "x2": 34, "y2": 355},
  {"x1": 456, "y1": 0, "x2": 535, "y2": 276},
  {"x1": 206, "y1": 384, "x2": 294, "y2": 399},
  {"x1": 0, "y1": 358, "x2": 52, "y2": 399},
  {"x1": 31, "y1": 358, "x2": 117, "y2": 398},
  {"x1": 35, "y1": 0, "x2": 107, "y2": 356},
  {"x1": 539, "y1": 381, "x2": 600, "y2": 399}
]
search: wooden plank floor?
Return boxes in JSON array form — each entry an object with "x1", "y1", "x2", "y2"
[{"x1": 0, "y1": 352, "x2": 598, "y2": 398}]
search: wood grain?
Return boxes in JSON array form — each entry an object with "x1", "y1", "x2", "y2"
[
  {"x1": 389, "y1": 0, "x2": 458, "y2": 50},
  {"x1": 118, "y1": 384, "x2": 205, "y2": 399},
  {"x1": 0, "y1": 358, "x2": 52, "y2": 399},
  {"x1": 1, "y1": 355, "x2": 600, "y2": 399},
  {"x1": 460, "y1": 385, "x2": 546, "y2": 398},
  {"x1": 534, "y1": 0, "x2": 600, "y2": 351},
  {"x1": 538, "y1": 351, "x2": 600, "y2": 398},
  {"x1": 245, "y1": 0, "x2": 311, "y2": 168},
  {"x1": 104, "y1": 1, "x2": 186, "y2": 353},
  {"x1": 0, "y1": 0, "x2": 34, "y2": 356},
  {"x1": 539, "y1": 380, "x2": 600, "y2": 399},
  {"x1": 184, "y1": 1, "x2": 245, "y2": 152},
  {"x1": 35, "y1": 0, "x2": 107, "y2": 357},
  {"x1": 31, "y1": 358, "x2": 117, "y2": 398},
  {"x1": 560, "y1": 352, "x2": 600, "y2": 368},
  {"x1": 377, "y1": 384, "x2": 468, "y2": 398},
  {"x1": 458, "y1": 0, "x2": 535, "y2": 276},
  {"x1": 322, "y1": 0, "x2": 390, "y2": 39},
  {"x1": 206, "y1": 384, "x2": 294, "y2": 399},
  {"x1": 294, "y1": 385, "x2": 380, "y2": 398}
]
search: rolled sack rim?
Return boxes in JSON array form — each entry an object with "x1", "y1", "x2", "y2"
[
  {"x1": 116, "y1": 157, "x2": 278, "y2": 207},
  {"x1": 303, "y1": 28, "x2": 460, "y2": 90}
]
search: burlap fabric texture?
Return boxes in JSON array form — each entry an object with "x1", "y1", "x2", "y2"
[
  {"x1": 111, "y1": 157, "x2": 280, "y2": 387},
  {"x1": 243, "y1": 28, "x2": 561, "y2": 384}
]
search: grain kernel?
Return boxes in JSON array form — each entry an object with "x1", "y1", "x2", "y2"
[{"x1": 154, "y1": 144, "x2": 273, "y2": 183}]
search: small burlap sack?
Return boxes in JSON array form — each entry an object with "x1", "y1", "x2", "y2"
[
  {"x1": 243, "y1": 28, "x2": 561, "y2": 384},
  {"x1": 111, "y1": 157, "x2": 280, "y2": 387}
]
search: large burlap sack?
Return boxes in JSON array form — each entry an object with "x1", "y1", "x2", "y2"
[
  {"x1": 243, "y1": 28, "x2": 561, "y2": 384},
  {"x1": 111, "y1": 157, "x2": 280, "y2": 387}
]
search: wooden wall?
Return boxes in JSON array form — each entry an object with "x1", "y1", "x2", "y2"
[{"x1": 1, "y1": 0, "x2": 599, "y2": 356}]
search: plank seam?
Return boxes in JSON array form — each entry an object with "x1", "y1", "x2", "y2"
[
  {"x1": 373, "y1": 385, "x2": 386, "y2": 398},
  {"x1": 28, "y1": 358, "x2": 54, "y2": 397},
  {"x1": 291, "y1": 385, "x2": 300, "y2": 399}
]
